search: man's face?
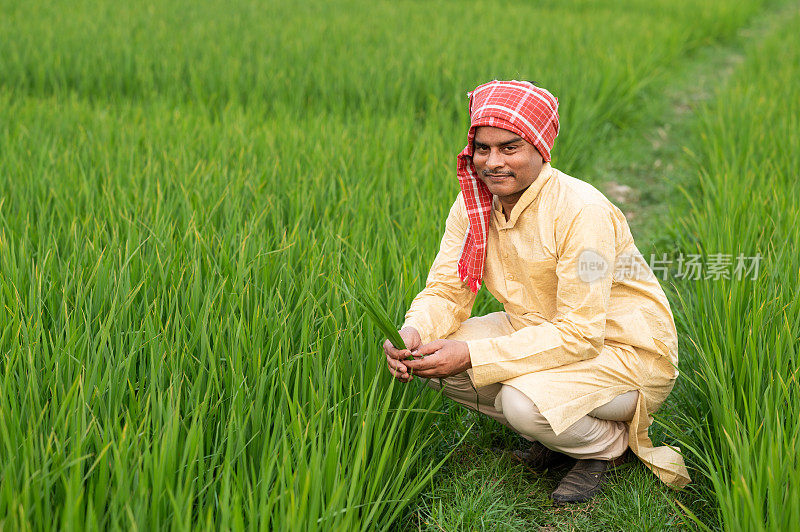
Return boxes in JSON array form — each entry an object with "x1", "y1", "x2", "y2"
[{"x1": 472, "y1": 126, "x2": 544, "y2": 207}]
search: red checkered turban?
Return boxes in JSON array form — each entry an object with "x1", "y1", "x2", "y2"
[{"x1": 456, "y1": 80, "x2": 560, "y2": 293}]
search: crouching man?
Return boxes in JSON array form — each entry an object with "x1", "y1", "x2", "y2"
[{"x1": 383, "y1": 80, "x2": 690, "y2": 504}]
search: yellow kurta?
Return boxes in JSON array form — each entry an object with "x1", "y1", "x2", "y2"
[{"x1": 403, "y1": 162, "x2": 690, "y2": 488}]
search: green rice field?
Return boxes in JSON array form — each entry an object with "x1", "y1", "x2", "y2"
[{"x1": 1, "y1": 0, "x2": 798, "y2": 529}]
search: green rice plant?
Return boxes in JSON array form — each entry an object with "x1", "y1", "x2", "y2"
[
  {"x1": 339, "y1": 269, "x2": 408, "y2": 355},
  {"x1": 663, "y1": 11, "x2": 800, "y2": 531}
]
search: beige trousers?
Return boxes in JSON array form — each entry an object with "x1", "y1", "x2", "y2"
[{"x1": 425, "y1": 373, "x2": 638, "y2": 460}]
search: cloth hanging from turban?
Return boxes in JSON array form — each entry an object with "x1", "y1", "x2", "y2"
[{"x1": 456, "y1": 80, "x2": 560, "y2": 293}]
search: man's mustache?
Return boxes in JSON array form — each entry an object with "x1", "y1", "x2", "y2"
[{"x1": 482, "y1": 171, "x2": 514, "y2": 177}]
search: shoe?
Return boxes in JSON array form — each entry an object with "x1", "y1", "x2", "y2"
[
  {"x1": 550, "y1": 452, "x2": 631, "y2": 505},
  {"x1": 510, "y1": 440, "x2": 574, "y2": 472}
]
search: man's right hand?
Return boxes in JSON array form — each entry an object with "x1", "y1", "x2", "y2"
[{"x1": 383, "y1": 327, "x2": 422, "y2": 383}]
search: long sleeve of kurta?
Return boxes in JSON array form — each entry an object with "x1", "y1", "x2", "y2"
[
  {"x1": 467, "y1": 204, "x2": 616, "y2": 388},
  {"x1": 402, "y1": 193, "x2": 477, "y2": 345}
]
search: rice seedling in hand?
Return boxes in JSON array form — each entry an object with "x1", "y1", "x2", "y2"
[{"x1": 339, "y1": 264, "x2": 415, "y2": 360}]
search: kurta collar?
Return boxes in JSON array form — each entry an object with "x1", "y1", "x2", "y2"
[{"x1": 493, "y1": 162, "x2": 555, "y2": 228}]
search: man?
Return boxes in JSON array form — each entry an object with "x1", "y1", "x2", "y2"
[{"x1": 383, "y1": 80, "x2": 690, "y2": 504}]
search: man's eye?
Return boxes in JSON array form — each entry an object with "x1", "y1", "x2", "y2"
[{"x1": 503, "y1": 145, "x2": 518, "y2": 152}]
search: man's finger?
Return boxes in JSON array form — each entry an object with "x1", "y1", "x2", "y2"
[
  {"x1": 389, "y1": 361, "x2": 412, "y2": 382},
  {"x1": 407, "y1": 368, "x2": 435, "y2": 378},
  {"x1": 383, "y1": 339, "x2": 410, "y2": 359},
  {"x1": 386, "y1": 354, "x2": 408, "y2": 373},
  {"x1": 405, "y1": 352, "x2": 439, "y2": 372},
  {"x1": 387, "y1": 348, "x2": 412, "y2": 361},
  {"x1": 414, "y1": 340, "x2": 446, "y2": 357}
]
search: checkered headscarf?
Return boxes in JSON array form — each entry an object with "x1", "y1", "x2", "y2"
[{"x1": 455, "y1": 80, "x2": 560, "y2": 293}]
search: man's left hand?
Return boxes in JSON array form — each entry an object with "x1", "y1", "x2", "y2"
[{"x1": 403, "y1": 339, "x2": 472, "y2": 379}]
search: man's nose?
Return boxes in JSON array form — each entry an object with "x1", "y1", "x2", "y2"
[{"x1": 486, "y1": 148, "x2": 504, "y2": 169}]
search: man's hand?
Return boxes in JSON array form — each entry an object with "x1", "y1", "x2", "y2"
[
  {"x1": 383, "y1": 327, "x2": 422, "y2": 383},
  {"x1": 403, "y1": 339, "x2": 472, "y2": 379}
]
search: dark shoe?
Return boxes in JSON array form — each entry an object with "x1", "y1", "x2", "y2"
[
  {"x1": 510, "y1": 440, "x2": 574, "y2": 472},
  {"x1": 550, "y1": 453, "x2": 630, "y2": 505}
]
